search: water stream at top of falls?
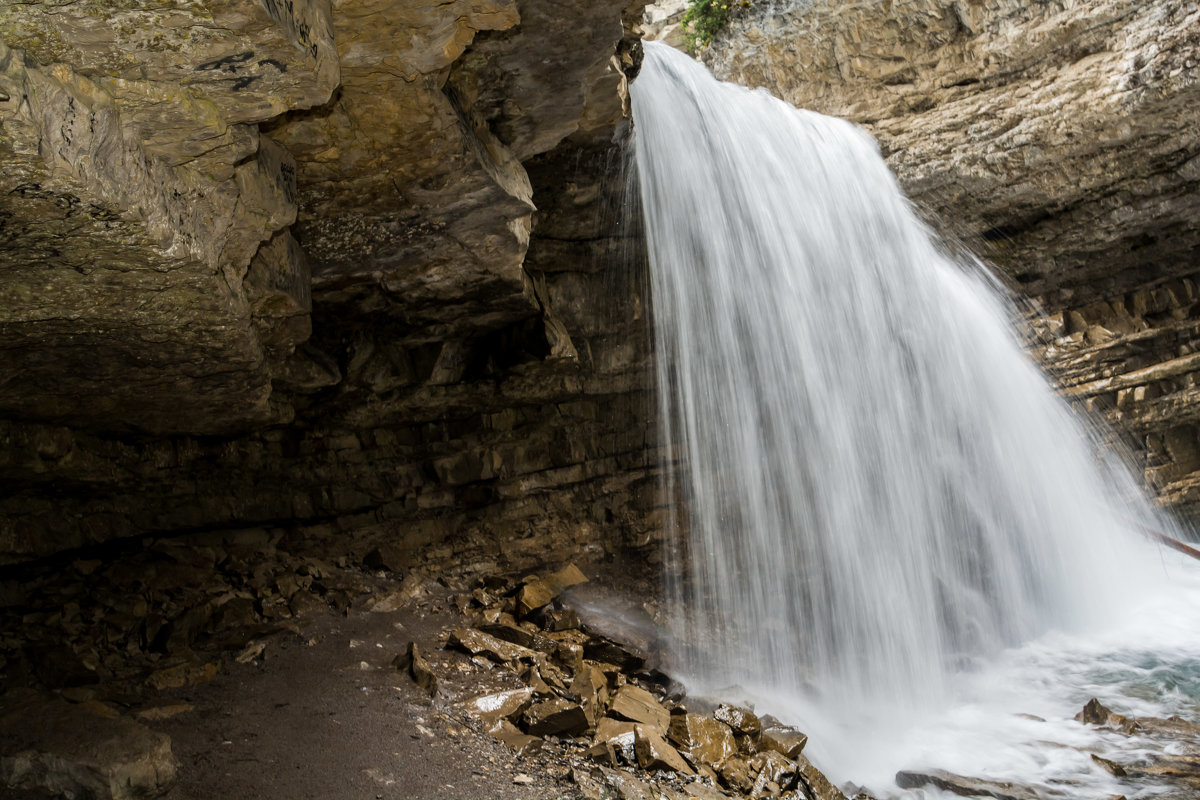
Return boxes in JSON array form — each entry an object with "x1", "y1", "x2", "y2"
[{"x1": 630, "y1": 41, "x2": 1200, "y2": 797}]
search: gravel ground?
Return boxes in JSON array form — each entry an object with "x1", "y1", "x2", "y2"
[{"x1": 153, "y1": 595, "x2": 583, "y2": 800}]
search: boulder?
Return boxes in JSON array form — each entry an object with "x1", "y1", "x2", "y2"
[
  {"x1": 760, "y1": 724, "x2": 808, "y2": 759},
  {"x1": 517, "y1": 564, "x2": 588, "y2": 617},
  {"x1": 610, "y1": 685, "x2": 670, "y2": 730},
  {"x1": 668, "y1": 712, "x2": 737, "y2": 767},
  {"x1": 447, "y1": 628, "x2": 538, "y2": 664},
  {"x1": 522, "y1": 698, "x2": 590, "y2": 736},
  {"x1": 0, "y1": 692, "x2": 176, "y2": 800},
  {"x1": 542, "y1": 608, "x2": 581, "y2": 631},
  {"x1": 634, "y1": 725, "x2": 694, "y2": 774},
  {"x1": 748, "y1": 750, "x2": 798, "y2": 792},
  {"x1": 713, "y1": 703, "x2": 761, "y2": 737},
  {"x1": 794, "y1": 754, "x2": 848, "y2": 800},
  {"x1": 717, "y1": 755, "x2": 755, "y2": 793},
  {"x1": 593, "y1": 718, "x2": 639, "y2": 763},
  {"x1": 478, "y1": 622, "x2": 558, "y2": 655},
  {"x1": 460, "y1": 688, "x2": 533, "y2": 726}
]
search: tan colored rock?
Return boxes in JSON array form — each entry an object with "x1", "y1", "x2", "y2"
[
  {"x1": 749, "y1": 750, "x2": 798, "y2": 793},
  {"x1": 794, "y1": 754, "x2": 848, "y2": 800},
  {"x1": 634, "y1": 724, "x2": 694, "y2": 774},
  {"x1": 668, "y1": 712, "x2": 737, "y2": 767},
  {"x1": 522, "y1": 697, "x2": 590, "y2": 736},
  {"x1": 599, "y1": 766, "x2": 659, "y2": 800},
  {"x1": 684, "y1": 784, "x2": 732, "y2": 800},
  {"x1": 460, "y1": 688, "x2": 533, "y2": 726},
  {"x1": 717, "y1": 755, "x2": 755, "y2": 793},
  {"x1": 392, "y1": 642, "x2": 437, "y2": 697},
  {"x1": 593, "y1": 717, "x2": 639, "y2": 763},
  {"x1": 713, "y1": 703, "x2": 761, "y2": 737},
  {"x1": 610, "y1": 684, "x2": 670, "y2": 730},
  {"x1": 447, "y1": 627, "x2": 537, "y2": 664},
  {"x1": 760, "y1": 724, "x2": 808, "y2": 759},
  {"x1": 573, "y1": 664, "x2": 611, "y2": 726},
  {"x1": 478, "y1": 622, "x2": 558, "y2": 655},
  {"x1": 543, "y1": 607, "x2": 581, "y2": 631},
  {"x1": 490, "y1": 720, "x2": 543, "y2": 757},
  {"x1": 705, "y1": 0, "x2": 1200, "y2": 308},
  {"x1": 1091, "y1": 753, "x2": 1127, "y2": 777},
  {"x1": 518, "y1": 563, "x2": 589, "y2": 616},
  {"x1": 586, "y1": 740, "x2": 621, "y2": 766},
  {"x1": 0, "y1": 692, "x2": 177, "y2": 800}
]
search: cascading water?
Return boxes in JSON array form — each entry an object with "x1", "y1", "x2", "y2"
[{"x1": 631, "y1": 41, "x2": 1200, "y2": 795}]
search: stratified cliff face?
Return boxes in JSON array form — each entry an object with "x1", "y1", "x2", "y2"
[
  {"x1": 703, "y1": 0, "x2": 1200, "y2": 518},
  {"x1": 0, "y1": 1, "x2": 660, "y2": 565}
]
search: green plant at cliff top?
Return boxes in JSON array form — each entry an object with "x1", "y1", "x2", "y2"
[{"x1": 681, "y1": 0, "x2": 752, "y2": 52}]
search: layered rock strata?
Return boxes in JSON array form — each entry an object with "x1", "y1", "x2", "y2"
[
  {"x1": 701, "y1": 0, "x2": 1200, "y2": 517},
  {"x1": 0, "y1": 1, "x2": 658, "y2": 565}
]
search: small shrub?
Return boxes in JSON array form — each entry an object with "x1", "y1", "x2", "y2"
[{"x1": 681, "y1": 0, "x2": 752, "y2": 53}]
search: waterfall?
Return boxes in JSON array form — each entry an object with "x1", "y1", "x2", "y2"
[{"x1": 630, "y1": 41, "x2": 1180, "y2": 782}]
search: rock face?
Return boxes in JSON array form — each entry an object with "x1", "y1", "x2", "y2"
[
  {"x1": 0, "y1": 1, "x2": 660, "y2": 564},
  {"x1": 701, "y1": 0, "x2": 1200, "y2": 517}
]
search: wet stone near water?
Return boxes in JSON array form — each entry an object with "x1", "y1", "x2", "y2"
[{"x1": 424, "y1": 565, "x2": 850, "y2": 800}]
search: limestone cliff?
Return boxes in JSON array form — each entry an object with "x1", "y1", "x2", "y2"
[
  {"x1": 700, "y1": 0, "x2": 1200, "y2": 518},
  {"x1": 0, "y1": 1, "x2": 659, "y2": 564}
]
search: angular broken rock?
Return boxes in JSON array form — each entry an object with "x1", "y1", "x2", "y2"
[
  {"x1": 517, "y1": 564, "x2": 588, "y2": 617},
  {"x1": 795, "y1": 754, "x2": 848, "y2": 800},
  {"x1": 1091, "y1": 753, "x2": 1127, "y2": 777},
  {"x1": 1075, "y1": 697, "x2": 1140, "y2": 733},
  {"x1": 610, "y1": 684, "x2": 670, "y2": 730},
  {"x1": 685, "y1": 783, "x2": 733, "y2": 799},
  {"x1": 447, "y1": 627, "x2": 537, "y2": 664},
  {"x1": 748, "y1": 750, "x2": 798, "y2": 792},
  {"x1": 522, "y1": 697, "x2": 590, "y2": 736},
  {"x1": 460, "y1": 688, "x2": 533, "y2": 726},
  {"x1": 573, "y1": 665, "x2": 610, "y2": 727},
  {"x1": 760, "y1": 724, "x2": 808, "y2": 758},
  {"x1": 490, "y1": 720, "x2": 543, "y2": 757},
  {"x1": 586, "y1": 740, "x2": 621, "y2": 766},
  {"x1": 542, "y1": 608, "x2": 581, "y2": 631},
  {"x1": 599, "y1": 765, "x2": 659, "y2": 800},
  {"x1": 393, "y1": 642, "x2": 436, "y2": 696},
  {"x1": 583, "y1": 636, "x2": 646, "y2": 672},
  {"x1": 717, "y1": 755, "x2": 756, "y2": 793},
  {"x1": 478, "y1": 622, "x2": 557, "y2": 655},
  {"x1": 634, "y1": 725, "x2": 694, "y2": 774},
  {"x1": 593, "y1": 717, "x2": 639, "y2": 764},
  {"x1": 0, "y1": 692, "x2": 177, "y2": 800},
  {"x1": 668, "y1": 712, "x2": 736, "y2": 767},
  {"x1": 713, "y1": 703, "x2": 761, "y2": 737},
  {"x1": 895, "y1": 769, "x2": 1037, "y2": 800}
]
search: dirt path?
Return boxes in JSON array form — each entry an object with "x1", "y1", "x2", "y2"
[{"x1": 154, "y1": 600, "x2": 577, "y2": 800}]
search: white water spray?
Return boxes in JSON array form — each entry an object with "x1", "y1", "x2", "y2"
[{"x1": 631, "y1": 42, "x2": 1196, "y2": 794}]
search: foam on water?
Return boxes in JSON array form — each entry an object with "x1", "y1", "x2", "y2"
[{"x1": 630, "y1": 41, "x2": 1200, "y2": 796}]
